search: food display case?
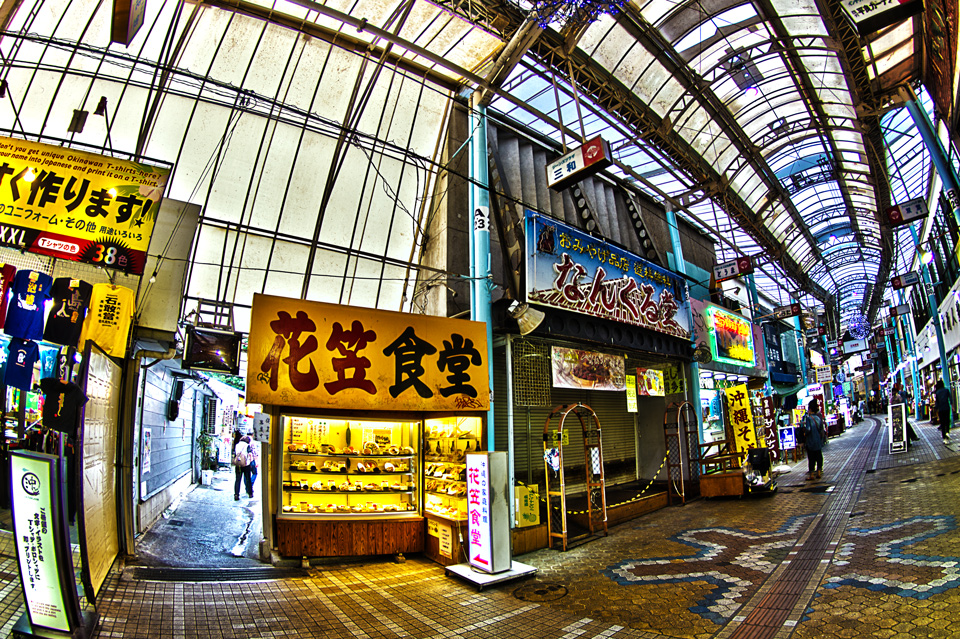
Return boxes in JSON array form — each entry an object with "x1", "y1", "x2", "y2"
[
  {"x1": 422, "y1": 415, "x2": 483, "y2": 565},
  {"x1": 276, "y1": 415, "x2": 425, "y2": 558}
]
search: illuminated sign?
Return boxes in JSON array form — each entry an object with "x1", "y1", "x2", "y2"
[
  {"x1": 707, "y1": 307, "x2": 755, "y2": 366},
  {"x1": 0, "y1": 136, "x2": 168, "y2": 274},
  {"x1": 247, "y1": 294, "x2": 489, "y2": 411},
  {"x1": 725, "y1": 383, "x2": 757, "y2": 454},
  {"x1": 526, "y1": 211, "x2": 690, "y2": 339},
  {"x1": 11, "y1": 452, "x2": 72, "y2": 632}
]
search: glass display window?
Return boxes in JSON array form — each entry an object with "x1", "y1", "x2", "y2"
[
  {"x1": 280, "y1": 415, "x2": 419, "y2": 517},
  {"x1": 423, "y1": 415, "x2": 482, "y2": 521}
]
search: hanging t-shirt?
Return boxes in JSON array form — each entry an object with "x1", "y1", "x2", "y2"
[
  {"x1": 0, "y1": 264, "x2": 17, "y2": 329},
  {"x1": 40, "y1": 378, "x2": 89, "y2": 436},
  {"x1": 5, "y1": 338, "x2": 39, "y2": 391},
  {"x1": 79, "y1": 284, "x2": 135, "y2": 358},
  {"x1": 39, "y1": 346, "x2": 58, "y2": 380},
  {"x1": 43, "y1": 278, "x2": 93, "y2": 347},
  {"x1": 4, "y1": 270, "x2": 54, "y2": 340}
]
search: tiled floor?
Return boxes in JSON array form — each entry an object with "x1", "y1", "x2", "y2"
[{"x1": 2, "y1": 413, "x2": 960, "y2": 638}]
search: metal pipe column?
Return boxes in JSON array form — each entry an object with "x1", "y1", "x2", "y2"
[
  {"x1": 747, "y1": 274, "x2": 772, "y2": 396},
  {"x1": 902, "y1": 86, "x2": 960, "y2": 229},
  {"x1": 793, "y1": 299, "x2": 808, "y2": 387},
  {"x1": 897, "y1": 289, "x2": 922, "y2": 416},
  {"x1": 665, "y1": 203, "x2": 701, "y2": 441},
  {"x1": 469, "y1": 98, "x2": 496, "y2": 453},
  {"x1": 911, "y1": 224, "x2": 951, "y2": 394}
]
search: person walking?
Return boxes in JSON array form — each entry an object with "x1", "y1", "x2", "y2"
[
  {"x1": 802, "y1": 398, "x2": 827, "y2": 481},
  {"x1": 935, "y1": 379, "x2": 952, "y2": 441},
  {"x1": 243, "y1": 434, "x2": 258, "y2": 497},
  {"x1": 232, "y1": 430, "x2": 253, "y2": 500}
]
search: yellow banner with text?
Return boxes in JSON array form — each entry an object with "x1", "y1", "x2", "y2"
[{"x1": 247, "y1": 294, "x2": 490, "y2": 412}]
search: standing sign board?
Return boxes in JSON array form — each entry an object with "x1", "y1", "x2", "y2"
[
  {"x1": 10, "y1": 451, "x2": 80, "y2": 633},
  {"x1": 778, "y1": 426, "x2": 796, "y2": 450},
  {"x1": 888, "y1": 403, "x2": 908, "y2": 454},
  {"x1": 0, "y1": 136, "x2": 168, "y2": 274},
  {"x1": 246, "y1": 294, "x2": 490, "y2": 411},
  {"x1": 466, "y1": 452, "x2": 510, "y2": 574},
  {"x1": 526, "y1": 211, "x2": 690, "y2": 339}
]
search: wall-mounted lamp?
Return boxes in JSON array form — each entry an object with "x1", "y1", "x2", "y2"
[
  {"x1": 67, "y1": 109, "x2": 88, "y2": 133},
  {"x1": 507, "y1": 301, "x2": 545, "y2": 336},
  {"x1": 0, "y1": 80, "x2": 8, "y2": 99},
  {"x1": 94, "y1": 96, "x2": 107, "y2": 116}
]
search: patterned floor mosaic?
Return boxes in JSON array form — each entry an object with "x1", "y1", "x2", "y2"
[{"x1": 0, "y1": 415, "x2": 957, "y2": 638}]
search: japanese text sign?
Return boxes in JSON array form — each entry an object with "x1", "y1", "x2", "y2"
[
  {"x1": 707, "y1": 306, "x2": 755, "y2": 366},
  {"x1": 625, "y1": 373, "x2": 637, "y2": 412},
  {"x1": 11, "y1": 452, "x2": 72, "y2": 632},
  {"x1": 725, "y1": 383, "x2": 757, "y2": 454},
  {"x1": 0, "y1": 136, "x2": 168, "y2": 275},
  {"x1": 247, "y1": 295, "x2": 490, "y2": 411},
  {"x1": 842, "y1": 0, "x2": 922, "y2": 36},
  {"x1": 713, "y1": 256, "x2": 754, "y2": 283},
  {"x1": 890, "y1": 271, "x2": 920, "y2": 289},
  {"x1": 663, "y1": 364, "x2": 686, "y2": 394},
  {"x1": 526, "y1": 211, "x2": 690, "y2": 339},
  {"x1": 546, "y1": 136, "x2": 613, "y2": 191},
  {"x1": 466, "y1": 453, "x2": 492, "y2": 570},
  {"x1": 885, "y1": 197, "x2": 926, "y2": 226}
]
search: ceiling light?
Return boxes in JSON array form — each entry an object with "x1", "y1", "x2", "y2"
[{"x1": 920, "y1": 249, "x2": 933, "y2": 264}]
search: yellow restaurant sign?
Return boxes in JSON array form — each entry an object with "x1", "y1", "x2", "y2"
[
  {"x1": 247, "y1": 294, "x2": 490, "y2": 411},
  {"x1": 725, "y1": 383, "x2": 757, "y2": 454},
  {"x1": 0, "y1": 136, "x2": 169, "y2": 275}
]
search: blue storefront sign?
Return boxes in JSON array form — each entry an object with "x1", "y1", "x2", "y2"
[{"x1": 525, "y1": 211, "x2": 691, "y2": 339}]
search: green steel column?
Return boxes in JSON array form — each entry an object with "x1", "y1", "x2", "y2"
[
  {"x1": 896, "y1": 290, "x2": 922, "y2": 416},
  {"x1": 911, "y1": 224, "x2": 951, "y2": 394},
  {"x1": 665, "y1": 203, "x2": 701, "y2": 438}
]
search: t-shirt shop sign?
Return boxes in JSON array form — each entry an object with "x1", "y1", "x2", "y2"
[{"x1": 0, "y1": 136, "x2": 169, "y2": 274}]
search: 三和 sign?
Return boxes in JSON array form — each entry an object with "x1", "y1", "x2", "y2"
[
  {"x1": 525, "y1": 211, "x2": 690, "y2": 339},
  {"x1": 247, "y1": 295, "x2": 489, "y2": 411}
]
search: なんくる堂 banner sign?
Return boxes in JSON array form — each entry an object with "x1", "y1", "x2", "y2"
[
  {"x1": 525, "y1": 211, "x2": 690, "y2": 339},
  {"x1": 0, "y1": 136, "x2": 169, "y2": 275}
]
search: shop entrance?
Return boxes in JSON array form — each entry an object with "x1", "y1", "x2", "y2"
[{"x1": 543, "y1": 403, "x2": 608, "y2": 551}]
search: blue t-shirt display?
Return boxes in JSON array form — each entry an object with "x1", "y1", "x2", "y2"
[
  {"x1": 39, "y1": 346, "x2": 58, "y2": 380},
  {"x1": 5, "y1": 271, "x2": 54, "y2": 341},
  {"x1": 5, "y1": 338, "x2": 39, "y2": 391}
]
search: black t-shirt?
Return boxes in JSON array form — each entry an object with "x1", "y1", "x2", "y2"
[
  {"x1": 43, "y1": 278, "x2": 93, "y2": 348},
  {"x1": 40, "y1": 378, "x2": 88, "y2": 436}
]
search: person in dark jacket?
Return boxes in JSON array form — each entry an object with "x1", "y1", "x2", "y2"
[
  {"x1": 802, "y1": 399, "x2": 827, "y2": 480},
  {"x1": 935, "y1": 379, "x2": 952, "y2": 441}
]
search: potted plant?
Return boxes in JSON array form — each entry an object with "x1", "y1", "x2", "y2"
[{"x1": 197, "y1": 432, "x2": 219, "y2": 485}]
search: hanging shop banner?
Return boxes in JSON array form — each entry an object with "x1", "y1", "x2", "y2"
[
  {"x1": 706, "y1": 306, "x2": 755, "y2": 366},
  {"x1": 842, "y1": 0, "x2": 922, "y2": 36},
  {"x1": 247, "y1": 294, "x2": 490, "y2": 411},
  {"x1": 0, "y1": 136, "x2": 169, "y2": 275},
  {"x1": 725, "y1": 383, "x2": 757, "y2": 453},
  {"x1": 551, "y1": 346, "x2": 625, "y2": 391},
  {"x1": 625, "y1": 373, "x2": 637, "y2": 412},
  {"x1": 663, "y1": 364, "x2": 686, "y2": 394},
  {"x1": 816, "y1": 366, "x2": 832, "y2": 383},
  {"x1": 10, "y1": 451, "x2": 76, "y2": 633},
  {"x1": 636, "y1": 368, "x2": 665, "y2": 396},
  {"x1": 525, "y1": 211, "x2": 690, "y2": 339}
]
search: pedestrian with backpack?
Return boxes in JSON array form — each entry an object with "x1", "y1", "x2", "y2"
[
  {"x1": 802, "y1": 399, "x2": 827, "y2": 481},
  {"x1": 232, "y1": 429, "x2": 253, "y2": 500}
]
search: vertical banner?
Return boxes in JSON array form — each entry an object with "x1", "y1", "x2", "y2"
[
  {"x1": 10, "y1": 452, "x2": 75, "y2": 632},
  {"x1": 725, "y1": 383, "x2": 757, "y2": 454},
  {"x1": 625, "y1": 373, "x2": 637, "y2": 412}
]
